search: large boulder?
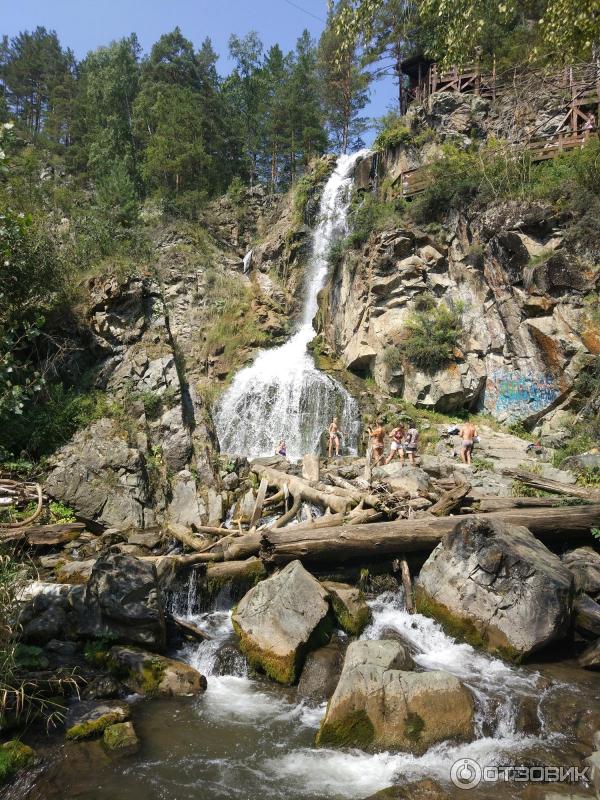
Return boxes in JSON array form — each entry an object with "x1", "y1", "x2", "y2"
[
  {"x1": 232, "y1": 560, "x2": 331, "y2": 685},
  {"x1": 574, "y1": 595, "x2": 600, "y2": 639},
  {"x1": 316, "y1": 640, "x2": 474, "y2": 753},
  {"x1": 416, "y1": 518, "x2": 574, "y2": 661},
  {"x1": 80, "y1": 555, "x2": 167, "y2": 651}
]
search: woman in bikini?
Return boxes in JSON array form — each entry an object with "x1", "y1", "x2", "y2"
[
  {"x1": 367, "y1": 420, "x2": 386, "y2": 466},
  {"x1": 385, "y1": 424, "x2": 406, "y2": 465},
  {"x1": 328, "y1": 417, "x2": 342, "y2": 457}
]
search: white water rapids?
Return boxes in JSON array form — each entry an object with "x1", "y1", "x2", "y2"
[
  {"x1": 167, "y1": 583, "x2": 563, "y2": 800},
  {"x1": 215, "y1": 153, "x2": 367, "y2": 461}
]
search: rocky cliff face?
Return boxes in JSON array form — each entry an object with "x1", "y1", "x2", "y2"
[
  {"x1": 318, "y1": 192, "x2": 597, "y2": 422},
  {"x1": 45, "y1": 183, "x2": 317, "y2": 530},
  {"x1": 317, "y1": 93, "x2": 599, "y2": 427}
]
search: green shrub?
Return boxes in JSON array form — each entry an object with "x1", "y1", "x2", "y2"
[
  {"x1": 401, "y1": 299, "x2": 463, "y2": 373},
  {"x1": 383, "y1": 346, "x2": 403, "y2": 371},
  {"x1": 346, "y1": 193, "x2": 406, "y2": 248},
  {"x1": 0, "y1": 385, "x2": 111, "y2": 460}
]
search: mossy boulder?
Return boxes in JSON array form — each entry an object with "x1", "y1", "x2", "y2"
[
  {"x1": 0, "y1": 740, "x2": 35, "y2": 784},
  {"x1": 321, "y1": 580, "x2": 371, "y2": 635},
  {"x1": 102, "y1": 721, "x2": 140, "y2": 756},
  {"x1": 107, "y1": 645, "x2": 206, "y2": 696},
  {"x1": 232, "y1": 560, "x2": 332, "y2": 685},
  {"x1": 65, "y1": 700, "x2": 130, "y2": 741},
  {"x1": 316, "y1": 639, "x2": 474, "y2": 753},
  {"x1": 416, "y1": 518, "x2": 574, "y2": 661}
]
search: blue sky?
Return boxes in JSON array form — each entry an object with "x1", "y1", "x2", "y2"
[{"x1": 1, "y1": 0, "x2": 397, "y2": 144}]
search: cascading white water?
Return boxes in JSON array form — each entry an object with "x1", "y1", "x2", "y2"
[{"x1": 215, "y1": 152, "x2": 368, "y2": 461}]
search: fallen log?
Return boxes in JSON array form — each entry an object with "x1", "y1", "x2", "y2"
[
  {"x1": 260, "y1": 504, "x2": 600, "y2": 566},
  {"x1": 206, "y1": 556, "x2": 266, "y2": 586},
  {"x1": 503, "y1": 469, "x2": 600, "y2": 500},
  {"x1": 428, "y1": 482, "x2": 471, "y2": 517},
  {"x1": 272, "y1": 495, "x2": 301, "y2": 529},
  {"x1": 251, "y1": 463, "x2": 352, "y2": 514},
  {"x1": 0, "y1": 522, "x2": 85, "y2": 547},
  {"x1": 249, "y1": 478, "x2": 269, "y2": 527},
  {"x1": 171, "y1": 615, "x2": 212, "y2": 641},
  {"x1": 476, "y1": 496, "x2": 588, "y2": 512},
  {"x1": 167, "y1": 524, "x2": 212, "y2": 553},
  {"x1": 400, "y1": 558, "x2": 414, "y2": 613}
]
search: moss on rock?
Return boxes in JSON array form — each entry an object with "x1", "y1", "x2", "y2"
[
  {"x1": 102, "y1": 721, "x2": 140, "y2": 755},
  {"x1": 0, "y1": 741, "x2": 35, "y2": 784},
  {"x1": 316, "y1": 709, "x2": 375, "y2": 748},
  {"x1": 66, "y1": 709, "x2": 129, "y2": 741},
  {"x1": 415, "y1": 587, "x2": 522, "y2": 663}
]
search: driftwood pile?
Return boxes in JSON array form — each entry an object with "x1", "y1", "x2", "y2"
[{"x1": 165, "y1": 459, "x2": 600, "y2": 572}]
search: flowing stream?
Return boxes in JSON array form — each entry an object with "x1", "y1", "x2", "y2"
[
  {"x1": 28, "y1": 582, "x2": 594, "y2": 800},
  {"x1": 215, "y1": 153, "x2": 366, "y2": 461}
]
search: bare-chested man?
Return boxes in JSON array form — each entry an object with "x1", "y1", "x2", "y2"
[
  {"x1": 328, "y1": 417, "x2": 342, "y2": 457},
  {"x1": 458, "y1": 420, "x2": 478, "y2": 465},
  {"x1": 367, "y1": 420, "x2": 386, "y2": 466}
]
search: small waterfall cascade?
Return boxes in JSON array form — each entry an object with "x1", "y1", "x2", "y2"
[{"x1": 215, "y1": 151, "x2": 369, "y2": 461}]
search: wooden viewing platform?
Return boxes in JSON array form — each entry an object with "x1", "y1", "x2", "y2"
[{"x1": 396, "y1": 58, "x2": 600, "y2": 198}]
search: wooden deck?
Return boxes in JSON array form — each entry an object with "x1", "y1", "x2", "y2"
[{"x1": 398, "y1": 129, "x2": 598, "y2": 198}]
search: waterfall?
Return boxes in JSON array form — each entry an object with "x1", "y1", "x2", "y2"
[{"x1": 215, "y1": 152, "x2": 369, "y2": 461}]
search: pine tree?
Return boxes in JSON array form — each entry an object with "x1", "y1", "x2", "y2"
[{"x1": 318, "y1": 1, "x2": 370, "y2": 153}]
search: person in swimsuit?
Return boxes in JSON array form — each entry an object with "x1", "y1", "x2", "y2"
[
  {"x1": 385, "y1": 424, "x2": 406, "y2": 465},
  {"x1": 367, "y1": 420, "x2": 386, "y2": 466},
  {"x1": 404, "y1": 422, "x2": 419, "y2": 465},
  {"x1": 328, "y1": 417, "x2": 342, "y2": 457},
  {"x1": 458, "y1": 421, "x2": 477, "y2": 465},
  {"x1": 276, "y1": 440, "x2": 287, "y2": 457}
]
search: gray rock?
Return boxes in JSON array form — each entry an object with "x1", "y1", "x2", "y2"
[
  {"x1": 562, "y1": 548, "x2": 600, "y2": 600},
  {"x1": 297, "y1": 640, "x2": 346, "y2": 704},
  {"x1": 417, "y1": 517, "x2": 574, "y2": 660},
  {"x1": 81, "y1": 554, "x2": 166, "y2": 651},
  {"x1": 372, "y1": 465, "x2": 431, "y2": 496},
  {"x1": 168, "y1": 470, "x2": 205, "y2": 528},
  {"x1": 562, "y1": 451, "x2": 600, "y2": 473},
  {"x1": 579, "y1": 638, "x2": 600, "y2": 670},
  {"x1": 232, "y1": 560, "x2": 331, "y2": 685},
  {"x1": 316, "y1": 639, "x2": 474, "y2": 753},
  {"x1": 108, "y1": 645, "x2": 206, "y2": 695},
  {"x1": 65, "y1": 700, "x2": 130, "y2": 740},
  {"x1": 19, "y1": 584, "x2": 71, "y2": 644},
  {"x1": 574, "y1": 595, "x2": 600, "y2": 639},
  {"x1": 321, "y1": 580, "x2": 371, "y2": 635},
  {"x1": 45, "y1": 418, "x2": 151, "y2": 530}
]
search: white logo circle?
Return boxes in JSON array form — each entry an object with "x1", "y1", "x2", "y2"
[{"x1": 450, "y1": 758, "x2": 482, "y2": 789}]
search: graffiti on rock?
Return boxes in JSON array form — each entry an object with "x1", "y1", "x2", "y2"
[{"x1": 485, "y1": 371, "x2": 560, "y2": 417}]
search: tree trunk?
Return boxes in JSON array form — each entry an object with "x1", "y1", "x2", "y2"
[
  {"x1": 503, "y1": 469, "x2": 600, "y2": 500},
  {"x1": 251, "y1": 463, "x2": 353, "y2": 514},
  {"x1": 260, "y1": 505, "x2": 600, "y2": 566},
  {"x1": 429, "y1": 482, "x2": 471, "y2": 516}
]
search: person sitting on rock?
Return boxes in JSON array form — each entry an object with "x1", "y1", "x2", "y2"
[
  {"x1": 328, "y1": 417, "x2": 342, "y2": 458},
  {"x1": 385, "y1": 423, "x2": 406, "y2": 465},
  {"x1": 276, "y1": 439, "x2": 287, "y2": 457},
  {"x1": 458, "y1": 420, "x2": 477, "y2": 465},
  {"x1": 367, "y1": 420, "x2": 386, "y2": 466},
  {"x1": 404, "y1": 422, "x2": 419, "y2": 465}
]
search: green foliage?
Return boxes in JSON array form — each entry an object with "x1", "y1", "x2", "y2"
[
  {"x1": 95, "y1": 161, "x2": 138, "y2": 228},
  {"x1": 346, "y1": 191, "x2": 406, "y2": 247},
  {"x1": 401, "y1": 299, "x2": 463, "y2": 373},
  {"x1": 48, "y1": 501, "x2": 76, "y2": 523},
  {"x1": 0, "y1": 385, "x2": 111, "y2": 461},
  {"x1": 0, "y1": 741, "x2": 35, "y2": 784},
  {"x1": 592, "y1": 528, "x2": 600, "y2": 542}
]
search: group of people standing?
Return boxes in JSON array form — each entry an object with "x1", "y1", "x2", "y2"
[
  {"x1": 366, "y1": 420, "x2": 420, "y2": 467},
  {"x1": 276, "y1": 415, "x2": 478, "y2": 466}
]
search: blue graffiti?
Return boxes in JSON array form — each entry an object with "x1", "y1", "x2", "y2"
[{"x1": 486, "y1": 371, "x2": 560, "y2": 416}]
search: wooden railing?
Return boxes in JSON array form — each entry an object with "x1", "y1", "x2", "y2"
[{"x1": 398, "y1": 128, "x2": 598, "y2": 198}]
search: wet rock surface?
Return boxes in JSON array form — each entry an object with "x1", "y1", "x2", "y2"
[
  {"x1": 317, "y1": 639, "x2": 474, "y2": 753},
  {"x1": 232, "y1": 560, "x2": 331, "y2": 685},
  {"x1": 416, "y1": 518, "x2": 574, "y2": 660}
]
